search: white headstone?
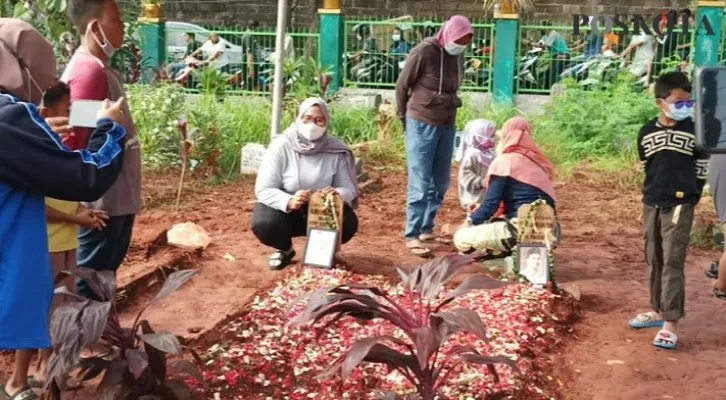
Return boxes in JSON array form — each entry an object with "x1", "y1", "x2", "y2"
[{"x1": 240, "y1": 143, "x2": 266, "y2": 175}]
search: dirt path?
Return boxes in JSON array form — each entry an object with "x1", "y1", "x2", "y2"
[{"x1": 552, "y1": 178, "x2": 726, "y2": 400}]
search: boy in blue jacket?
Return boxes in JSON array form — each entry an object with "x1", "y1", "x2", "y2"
[{"x1": 0, "y1": 19, "x2": 126, "y2": 399}]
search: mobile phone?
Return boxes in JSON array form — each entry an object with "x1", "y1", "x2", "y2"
[
  {"x1": 695, "y1": 66, "x2": 726, "y2": 154},
  {"x1": 69, "y1": 100, "x2": 104, "y2": 128}
]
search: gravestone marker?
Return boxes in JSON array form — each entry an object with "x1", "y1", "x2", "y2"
[
  {"x1": 517, "y1": 202, "x2": 557, "y2": 247},
  {"x1": 307, "y1": 192, "x2": 344, "y2": 252},
  {"x1": 240, "y1": 143, "x2": 266, "y2": 175}
]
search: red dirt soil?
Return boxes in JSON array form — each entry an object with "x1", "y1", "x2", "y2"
[{"x1": 3, "y1": 168, "x2": 726, "y2": 399}]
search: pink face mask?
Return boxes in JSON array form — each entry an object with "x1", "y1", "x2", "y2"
[{"x1": 87, "y1": 21, "x2": 117, "y2": 58}]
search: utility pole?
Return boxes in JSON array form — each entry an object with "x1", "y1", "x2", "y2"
[{"x1": 270, "y1": 0, "x2": 288, "y2": 140}]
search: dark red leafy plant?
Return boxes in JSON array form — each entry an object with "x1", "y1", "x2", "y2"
[
  {"x1": 46, "y1": 268, "x2": 201, "y2": 400},
  {"x1": 289, "y1": 255, "x2": 519, "y2": 400}
]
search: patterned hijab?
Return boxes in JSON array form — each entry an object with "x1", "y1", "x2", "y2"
[{"x1": 459, "y1": 119, "x2": 496, "y2": 167}]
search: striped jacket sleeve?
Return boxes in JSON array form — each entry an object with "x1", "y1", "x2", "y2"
[
  {"x1": 0, "y1": 94, "x2": 126, "y2": 202},
  {"x1": 695, "y1": 147, "x2": 710, "y2": 194}
]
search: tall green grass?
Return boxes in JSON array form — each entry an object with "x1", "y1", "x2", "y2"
[
  {"x1": 128, "y1": 84, "x2": 390, "y2": 175},
  {"x1": 129, "y1": 78, "x2": 659, "y2": 182},
  {"x1": 534, "y1": 78, "x2": 656, "y2": 172}
]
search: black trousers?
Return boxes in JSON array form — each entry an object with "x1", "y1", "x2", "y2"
[{"x1": 252, "y1": 202, "x2": 359, "y2": 251}]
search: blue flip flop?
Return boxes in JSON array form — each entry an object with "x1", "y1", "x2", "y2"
[
  {"x1": 653, "y1": 330, "x2": 678, "y2": 350},
  {"x1": 628, "y1": 312, "x2": 664, "y2": 329},
  {"x1": 0, "y1": 385, "x2": 38, "y2": 400}
]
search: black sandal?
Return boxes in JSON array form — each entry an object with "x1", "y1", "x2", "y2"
[
  {"x1": 706, "y1": 261, "x2": 719, "y2": 280},
  {"x1": 269, "y1": 249, "x2": 296, "y2": 271},
  {"x1": 0, "y1": 385, "x2": 38, "y2": 400},
  {"x1": 714, "y1": 287, "x2": 726, "y2": 301},
  {"x1": 715, "y1": 232, "x2": 724, "y2": 250}
]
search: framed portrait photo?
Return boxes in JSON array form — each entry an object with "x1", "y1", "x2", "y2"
[
  {"x1": 517, "y1": 244, "x2": 549, "y2": 286},
  {"x1": 303, "y1": 228, "x2": 339, "y2": 269}
]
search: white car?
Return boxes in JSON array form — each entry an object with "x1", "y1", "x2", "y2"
[{"x1": 164, "y1": 21, "x2": 245, "y2": 65}]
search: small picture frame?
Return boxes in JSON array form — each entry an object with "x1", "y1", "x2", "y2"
[
  {"x1": 303, "y1": 228, "x2": 339, "y2": 269},
  {"x1": 517, "y1": 244, "x2": 549, "y2": 286}
]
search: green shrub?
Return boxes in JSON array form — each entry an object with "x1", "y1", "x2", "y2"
[
  {"x1": 127, "y1": 83, "x2": 185, "y2": 170},
  {"x1": 533, "y1": 77, "x2": 658, "y2": 168}
]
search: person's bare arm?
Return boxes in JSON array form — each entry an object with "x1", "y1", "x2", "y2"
[
  {"x1": 46, "y1": 205, "x2": 79, "y2": 224},
  {"x1": 571, "y1": 40, "x2": 586, "y2": 51},
  {"x1": 206, "y1": 50, "x2": 221, "y2": 64},
  {"x1": 190, "y1": 47, "x2": 203, "y2": 59},
  {"x1": 620, "y1": 41, "x2": 637, "y2": 59}
]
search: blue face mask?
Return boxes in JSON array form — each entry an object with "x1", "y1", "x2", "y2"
[{"x1": 666, "y1": 102, "x2": 693, "y2": 121}]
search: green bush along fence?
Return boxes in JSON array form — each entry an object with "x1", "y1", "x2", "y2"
[{"x1": 139, "y1": 4, "x2": 724, "y2": 102}]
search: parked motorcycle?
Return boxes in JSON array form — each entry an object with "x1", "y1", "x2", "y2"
[
  {"x1": 344, "y1": 52, "x2": 396, "y2": 84},
  {"x1": 575, "y1": 51, "x2": 623, "y2": 87},
  {"x1": 257, "y1": 47, "x2": 275, "y2": 90},
  {"x1": 464, "y1": 58, "x2": 491, "y2": 88},
  {"x1": 375, "y1": 54, "x2": 398, "y2": 84},
  {"x1": 257, "y1": 48, "x2": 304, "y2": 93},
  {"x1": 518, "y1": 47, "x2": 544, "y2": 86},
  {"x1": 563, "y1": 50, "x2": 650, "y2": 88},
  {"x1": 463, "y1": 39, "x2": 492, "y2": 87},
  {"x1": 559, "y1": 54, "x2": 595, "y2": 82}
]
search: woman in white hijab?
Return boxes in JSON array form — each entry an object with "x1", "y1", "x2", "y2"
[{"x1": 253, "y1": 98, "x2": 360, "y2": 270}]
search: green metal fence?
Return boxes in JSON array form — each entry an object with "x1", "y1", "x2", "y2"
[
  {"x1": 517, "y1": 18, "x2": 694, "y2": 94},
  {"x1": 164, "y1": 25, "x2": 320, "y2": 94},
  {"x1": 343, "y1": 17, "x2": 494, "y2": 92},
  {"x1": 144, "y1": 14, "x2": 709, "y2": 98},
  {"x1": 651, "y1": 26, "x2": 694, "y2": 77}
]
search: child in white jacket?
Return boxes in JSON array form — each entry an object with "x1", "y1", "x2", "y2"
[{"x1": 458, "y1": 119, "x2": 497, "y2": 216}]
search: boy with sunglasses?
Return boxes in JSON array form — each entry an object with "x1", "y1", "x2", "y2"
[{"x1": 629, "y1": 71, "x2": 708, "y2": 350}]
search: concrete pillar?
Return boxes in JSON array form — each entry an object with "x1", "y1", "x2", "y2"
[
  {"x1": 138, "y1": 10, "x2": 166, "y2": 84},
  {"x1": 693, "y1": 1, "x2": 724, "y2": 67},
  {"x1": 492, "y1": 12, "x2": 519, "y2": 105},
  {"x1": 319, "y1": 1, "x2": 344, "y2": 93}
]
